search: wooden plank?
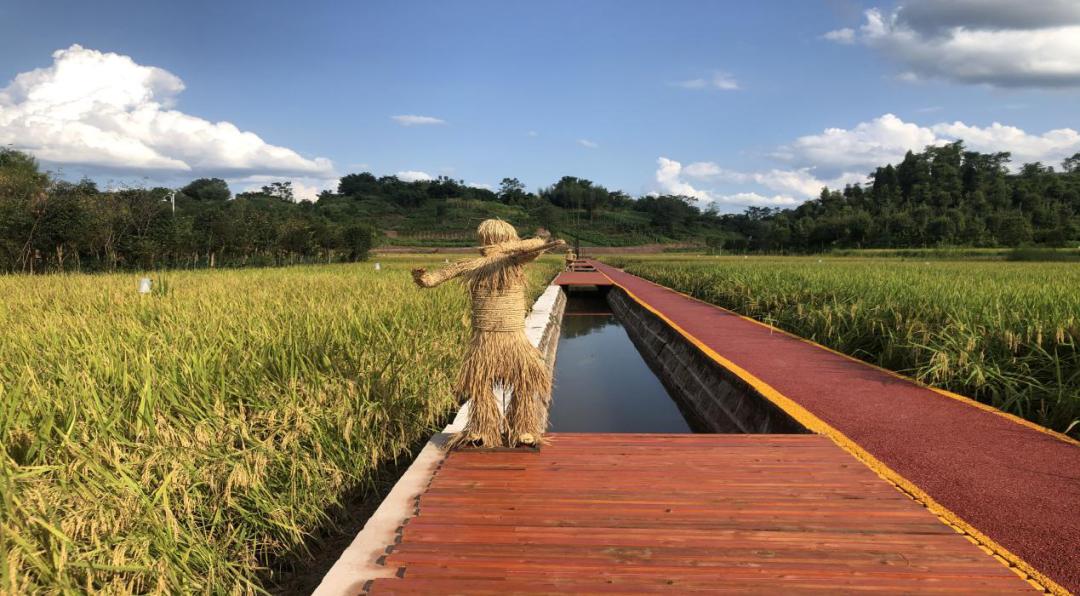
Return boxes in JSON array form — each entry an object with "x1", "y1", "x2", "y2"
[{"x1": 366, "y1": 434, "x2": 1030, "y2": 594}]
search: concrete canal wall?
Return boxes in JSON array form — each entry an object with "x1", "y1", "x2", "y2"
[{"x1": 607, "y1": 287, "x2": 806, "y2": 434}]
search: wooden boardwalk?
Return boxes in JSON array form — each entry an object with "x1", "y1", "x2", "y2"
[{"x1": 367, "y1": 434, "x2": 1030, "y2": 594}]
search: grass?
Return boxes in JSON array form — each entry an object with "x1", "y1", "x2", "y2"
[
  {"x1": 605, "y1": 255, "x2": 1080, "y2": 438},
  {"x1": 825, "y1": 247, "x2": 1080, "y2": 261},
  {"x1": 0, "y1": 256, "x2": 560, "y2": 594}
]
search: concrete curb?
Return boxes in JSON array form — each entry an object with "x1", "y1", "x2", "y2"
[{"x1": 312, "y1": 284, "x2": 566, "y2": 596}]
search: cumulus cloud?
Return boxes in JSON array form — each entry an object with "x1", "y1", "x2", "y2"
[
  {"x1": 395, "y1": 170, "x2": 433, "y2": 182},
  {"x1": 824, "y1": 2, "x2": 1080, "y2": 87},
  {"x1": 391, "y1": 114, "x2": 445, "y2": 126},
  {"x1": 577, "y1": 138, "x2": 599, "y2": 149},
  {"x1": 0, "y1": 45, "x2": 333, "y2": 177},
  {"x1": 654, "y1": 158, "x2": 799, "y2": 208},
  {"x1": 677, "y1": 160, "x2": 865, "y2": 199},
  {"x1": 655, "y1": 157, "x2": 711, "y2": 201},
  {"x1": 778, "y1": 113, "x2": 1080, "y2": 172},
  {"x1": 775, "y1": 113, "x2": 938, "y2": 171},
  {"x1": 931, "y1": 121, "x2": 1080, "y2": 165},
  {"x1": 672, "y1": 71, "x2": 740, "y2": 90}
]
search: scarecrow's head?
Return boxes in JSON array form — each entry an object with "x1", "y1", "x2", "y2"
[{"x1": 476, "y1": 219, "x2": 519, "y2": 246}]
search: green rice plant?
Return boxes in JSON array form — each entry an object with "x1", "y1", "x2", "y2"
[
  {"x1": 610, "y1": 256, "x2": 1079, "y2": 437},
  {"x1": 0, "y1": 257, "x2": 559, "y2": 594}
]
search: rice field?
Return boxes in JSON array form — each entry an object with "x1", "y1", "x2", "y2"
[
  {"x1": 608, "y1": 255, "x2": 1080, "y2": 438},
  {"x1": 0, "y1": 256, "x2": 559, "y2": 594}
]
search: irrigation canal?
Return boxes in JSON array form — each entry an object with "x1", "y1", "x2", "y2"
[
  {"x1": 547, "y1": 291, "x2": 695, "y2": 434},
  {"x1": 327, "y1": 260, "x2": 1078, "y2": 595}
]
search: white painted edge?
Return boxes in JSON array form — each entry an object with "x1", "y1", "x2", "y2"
[{"x1": 312, "y1": 284, "x2": 565, "y2": 596}]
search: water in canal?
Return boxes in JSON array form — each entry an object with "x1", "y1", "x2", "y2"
[{"x1": 548, "y1": 291, "x2": 694, "y2": 433}]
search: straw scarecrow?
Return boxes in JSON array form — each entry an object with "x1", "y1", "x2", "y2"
[{"x1": 412, "y1": 220, "x2": 565, "y2": 448}]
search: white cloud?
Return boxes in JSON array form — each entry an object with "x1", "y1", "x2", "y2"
[
  {"x1": 672, "y1": 71, "x2": 740, "y2": 90},
  {"x1": 777, "y1": 113, "x2": 1080, "y2": 172},
  {"x1": 931, "y1": 121, "x2": 1080, "y2": 166},
  {"x1": 238, "y1": 175, "x2": 337, "y2": 202},
  {"x1": 577, "y1": 138, "x2": 599, "y2": 149},
  {"x1": 0, "y1": 45, "x2": 333, "y2": 177},
  {"x1": 825, "y1": 3, "x2": 1080, "y2": 87},
  {"x1": 654, "y1": 157, "x2": 799, "y2": 209},
  {"x1": 682, "y1": 161, "x2": 727, "y2": 179},
  {"x1": 655, "y1": 157, "x2": 711, "y2": 201},
  {"x1": 391, "y1": 114, "x2": 445, "y2": 126},
  {"x1": 526, "y1": 130, "x2": 539, "y2": 137},
  {"x1": 756, "y1": 169, "x2": 866, "y2": 198},
  {"x1": 776, "y1": 113, "x2": 939, "y2": 171},
  {"x1": 822, "y1": 28, "x2": 855, "y2": 44},
  {"x1": 676, "y1": 160, "x2": 865, "y2": 199},
  {"x1": 395, "y1": 170, "x2": 433, "y2": 182},
  {"x1": 713, "y1": 192, "x2": 799, "y2": 207},
  {"x1": 466, "y1": 181, "x2": 492, "y2": 190}
]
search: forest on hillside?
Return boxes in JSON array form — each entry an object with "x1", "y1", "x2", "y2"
[{"x1": 1, "y1": 143, "x2": 1079, "y2": 273}]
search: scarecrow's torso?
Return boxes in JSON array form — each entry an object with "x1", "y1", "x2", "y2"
[{"x1": 467, "y1": 264, "x2": 527, "y2": 333}]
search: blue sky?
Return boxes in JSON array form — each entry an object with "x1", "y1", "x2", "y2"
[{"x1": 2, "y1": 0, "x2": 1079, "y2": 210}]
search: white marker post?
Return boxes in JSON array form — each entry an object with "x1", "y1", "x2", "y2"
[{"x1": 138, "y1": 278, "x2": 152, "y2": 294}]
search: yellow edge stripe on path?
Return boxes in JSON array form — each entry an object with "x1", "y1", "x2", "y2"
[{"x1": 601, "y1": 271, "x2": 1066, "y2": 596}]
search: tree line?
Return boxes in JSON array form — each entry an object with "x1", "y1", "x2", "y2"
[
  {"x1": 717, "y1": 143, "x2": 1080, "y2": 252},
  {"x1": 2, "y1": 142, "x2": 1078, "y2": 273},
  {"x1": 0, "y1": 149, "x2": 375, "y2": 273}
]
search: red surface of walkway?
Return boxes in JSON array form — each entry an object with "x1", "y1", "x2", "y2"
[
  {"x1": 591, "y1": 260, "x2": 1079, "y2": 595},
  {"x1": 553, "y1": 271, "x2": 612, "y2": 286}
]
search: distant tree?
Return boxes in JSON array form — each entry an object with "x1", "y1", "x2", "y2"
[
  {"x1": 1063, "y1": 153, "x2": 1080, "y2": 174},
  {"x1": 180, "y1": 178, "x2": 230, "y2": 201},
  {"x1": 498, "y1": 177, "x2": 529, "y2": 204},
  {"x1": 277, "y1": 216, "x2": 312, "y2": 257},
  {"x1": 341, "y1": 223, "x2": 375, "y2": 261},
  {"x1": 261, "y1": 181, "x2": 294, "y2": 202},
  {"x1": 995, "y1": 212, "x2": 1034, "y2": 246},
  {"x1": 338, "y1": 172, "x2": 379, "y2": 196},
  {"x1": 0, "y1": 148, "x2": 48, "y2": 271}
]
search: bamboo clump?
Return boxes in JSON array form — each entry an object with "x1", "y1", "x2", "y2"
[{"x1": 413, "y1": 219, "x2": 565, "y2": 448}]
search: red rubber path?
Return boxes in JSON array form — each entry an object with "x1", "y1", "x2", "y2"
[
  {"x1": 553, "y1": 271, "x2": 613, "y2": 287},
  {"x1": 592, "y1": 261, "x2": 1080, "y2": 594}
]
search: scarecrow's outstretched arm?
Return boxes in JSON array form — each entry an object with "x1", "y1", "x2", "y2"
[
  {"x1": 481, "y1": 237, "x2": 548, "y2": 256},
  {"x1": 412, "y1": 257, "x2": 486, "y2": 288},
  {"x1": 510, "y1": 238, "x2": 567, "y2": 264}
]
